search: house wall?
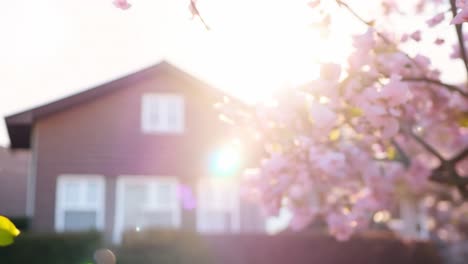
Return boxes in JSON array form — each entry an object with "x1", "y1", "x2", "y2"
[
  {"x1": 32, "y1": 69, "x2": 257, "y2": 240},
  {"x1": 0, "y1": 147, "x2": 29, "y2": 217}
]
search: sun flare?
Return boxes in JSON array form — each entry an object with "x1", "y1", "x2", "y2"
[{"x1": 186, "y1": 0, "x2": 364, "y2": 103}]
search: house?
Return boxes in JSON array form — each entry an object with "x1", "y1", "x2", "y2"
[
  {"x1": 0, "y1": 146, "x2": 29, "y2": 219},
  {"x1": 5, "y1": 61, "x2": 264, "y2": 243}
]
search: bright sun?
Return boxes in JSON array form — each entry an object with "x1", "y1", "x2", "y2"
[{"x1": 183, "y1": 0, "x2": 364, "y2": 103}]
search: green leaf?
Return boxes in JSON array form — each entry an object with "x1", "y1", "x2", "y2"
[{"x1": 0, "y1": 215, "x2": 20, "y2": 246}]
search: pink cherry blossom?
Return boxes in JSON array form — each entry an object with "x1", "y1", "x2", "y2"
[
  {"x1": 451, "y1": 43, "x2": 462, "y2": 59},
  {"x1": 315, "y1": 151, "x2": 347, "y2": 177},
  {"x1": 426, "y1": 13, "x2": 445, "y2": 27},
  {"x1": 410, "y1": 30, "x2": 421, "y2": 41},
  {"x1": 449, "y1": 93, "x2": 468, "y2": 111},
  {"x1": 400, "y1": 34, "x2": 409, "y2": 43},
  {"x1": 326, "y1": 213, "x2": 354, "y2": 241},
  {"x1": 188, "y1": 0, "x2": 199, "y2": 18},
  {"x1": 309, "y1": 103, "x2": 337, "y2": 131},
  {"x1": 288, "y1": 184, "x2": 307, "y2": 200},
  {"x1": 320, "y1": 63, "x2": 341, "y2": 81},
  {"x1": 113, "y1": 0, "x2": 131, "y2": 10},
  {"x1": 452, "y1": 7, "x2": 468, "y2": 24},
  {"x1": 381, "y1": 117, "x2": 400, "y2": 138},
  {"x1": 435, "y1": 38, "x2": 445, "y2": 45},
  {"x1": 307, "y1": 0, "x2": 321, "y2": 9},
  {"x1": 352, "y1": 29, "x2": 375, "y2": 53},
  {"x1": 262, "y1": 153, "x2": 288, "y2": 172},
  {"x1": 381, "y1": 0, "x2": 399, "y2": 16},
  {"x1": 380, "y1": 74, "x2": 411, "y2": 107},
  {"x1": 405, "y1": 159, "x2": 431, "y2": 192}
]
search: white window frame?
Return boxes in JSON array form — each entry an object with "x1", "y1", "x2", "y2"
[
  {"x1": 113, "y1": 176, "x2": 181, "y2": 244},
  {"x1": 141, "y1": 93, "x2": 185, "y2": 134},
  {"x1": 196, "y1": 178, "x2": 240, "y2": 233},
  {"x1": 387, "y1": 196, "x2": 429, "y2": 239},
  {"x1": 54, "y1": 174, "x2": 105, "y2": 232}
]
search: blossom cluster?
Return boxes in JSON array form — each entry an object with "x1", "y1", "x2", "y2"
[{"x1": 233, "y1": 1, "x2": 468, "y2": 240}]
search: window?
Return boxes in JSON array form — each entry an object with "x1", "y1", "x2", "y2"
[
  {"x1": 114, "y1": 177, "x2": 180, "y2": 243},
  {"x1": 141, "y1": 94, "x2": 184, "y2": 133},
  {"x1": 197, "y1": 178, "x2": 239, "y2": 233},
  {"x1": 387, "y1": 197, "x2": 429, "y2": 239},
  {"x1": 55, "y1": 175, "x2": 105, "y2": 232}
]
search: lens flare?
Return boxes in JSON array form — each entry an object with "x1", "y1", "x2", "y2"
[{"x1": 210, "y1": 145, "x2": 242, "y2": 177}]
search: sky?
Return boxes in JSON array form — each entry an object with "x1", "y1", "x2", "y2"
[
  {"x1": 0, "y1": 0, "x2": 463, "y2": 146},
  {"x1": 0, "y1": 0, "x2": 369, "y2": 146}
]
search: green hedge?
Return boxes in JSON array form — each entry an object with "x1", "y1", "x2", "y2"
[
  {"x1": 7, "y1": 217, "x2": 31, "y2": 231},
  {"x1": 0, "y1": 232, "x2": 101, "y2": 264}
]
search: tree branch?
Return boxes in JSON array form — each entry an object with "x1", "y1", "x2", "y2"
[
  {"x1": 335, "y1": 0, "x2": 391, "y2": 44},
  {"x1": 403, "y1": 126, "x2": 445, "y2": 161},
  {"x1": 450, "y1": 0, "x2": 468, "y2": 76},
  {"x1": 430, "y1": 163, "x2": 468, "y2": 198},
  {"x1": 336, "y1": 0, "x2": 468, "y2": 97},
  {"x1": 189, "y1": 0, "x2": 210, "y2": 30},
  {"x1": 403, "y1": 77, "x2": 468, "y2": 98},
  {"x1": 429, "y1": 171, "x2": 468, "y2": 186},
  {"x1": 391, "y1": 139, "x2": 410, "y2": 167},
  {"x1": 452, "y1": 147, "x2": 468, "y2": 163}
]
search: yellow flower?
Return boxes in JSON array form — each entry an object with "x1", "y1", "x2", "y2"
[
  {"x1": 386, "y1": 146, "x2": 396, "y2": 160},
  {"x1": 329, "y1": 129, "x2": 341, "y2": 142},
  {"x1": 458, "y1": 113, "x2": 468, "y2": 127},
  {"x1": 0, "y1": 215, "x2": 20, "y2": 246}
]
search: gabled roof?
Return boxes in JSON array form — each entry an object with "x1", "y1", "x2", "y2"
[{"x1": 5, "y1": 61, "x2": 236, "y2": 149}]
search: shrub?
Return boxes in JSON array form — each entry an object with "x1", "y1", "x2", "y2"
[
  {"x1": 0, "y1": 232, "x2": 101, "y2": 264},
  {"x1": 7, "y1": 217, "x2": 31, "y2": 231}
]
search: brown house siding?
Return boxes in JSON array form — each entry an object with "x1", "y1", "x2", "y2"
[
  {"x1": 0, "y1": 147, "x2": 29, "y2": 217},
  {"x1": 31, "y1": 69, "x2": 250, "y2": 239}
]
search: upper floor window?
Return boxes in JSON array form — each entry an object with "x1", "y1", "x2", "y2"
[
  {"x1": 141, "y1": 93, "x2": 184, "y2": 134},
  {"x1": 55, "y1": 175, "x2": 105, "y2": 232}
]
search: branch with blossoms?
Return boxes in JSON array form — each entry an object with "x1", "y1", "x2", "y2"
[
  {"x1": 453, "y1": 148, "x2": 468, "y2": 163},
  {"x1": 225, "y1": 0, "x2": 468, "y2": 240},
  {"x1": 336, "y1": 0, "x2": 468, "y2": 98},
  {"x1": 188, "y1": 0, "x2": 210, "y2": 30},
  {"x1": 403, "y1": 78, "x2": 468, "y2": 98},
  {"x1": 112, "y1": 0, "x2": 210, "y2": 30},
  {"x1": 450, "y1": 0, "x2": 468, "y2": 75},
  {"x1": 333, "y1": 0, "x2": 468, "y2": 196}
]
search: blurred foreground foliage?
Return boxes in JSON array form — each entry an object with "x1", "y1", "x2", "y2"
[{"x1": 0, "y1": 232, "x2": 100, "y2": 264}]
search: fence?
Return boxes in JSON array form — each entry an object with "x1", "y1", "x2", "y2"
[{"x1": 117, "y1": 230, "x2": 441, "y2": 264}]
